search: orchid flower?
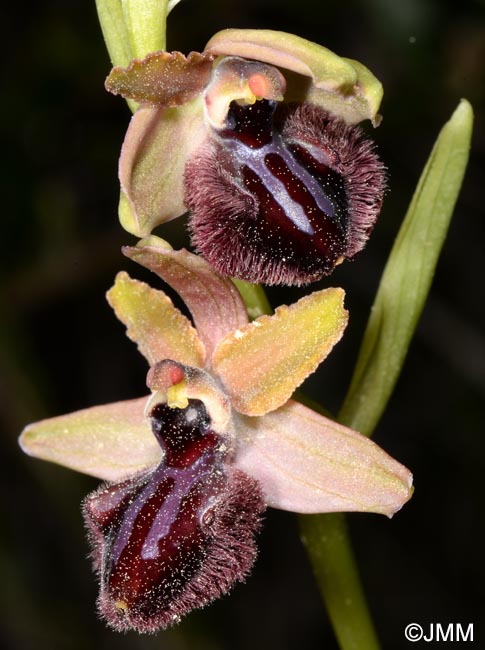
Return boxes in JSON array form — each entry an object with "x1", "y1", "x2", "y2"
[
  {"x1": 107, "y1": 29, "x2": 386, "y2": 285},
  {"x1": 20, "y1": 237, "x2": 412, "y2": 634}
]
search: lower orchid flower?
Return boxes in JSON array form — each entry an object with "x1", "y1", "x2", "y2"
[
  {"x1": 107, "y1": 29, "x2": 386, "y2": 285},
  {"x1": 20, "y1": 237, "x2": 412, "y2": 633}
]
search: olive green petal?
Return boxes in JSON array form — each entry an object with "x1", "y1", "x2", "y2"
[
  {"x1": 119, "y1": 98, "x2": 206, "y2": 236},
  {"x1": 107, "y1": 271, "x2": 206, "y2": 368},
  {"x1": 212, "y1": 288, "x2": 348, "y2": 416}
]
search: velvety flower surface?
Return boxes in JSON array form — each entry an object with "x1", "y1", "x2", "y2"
[
  {"x1": 20, "y1": 238, "x2": 412, "y2": 633},
  {"x1": 107, "y1": 29, "x2": 386, "y2": 285}
]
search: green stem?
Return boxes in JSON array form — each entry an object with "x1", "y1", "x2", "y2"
[
  {"x1": 121, "y1": 0, "x2": 169, "y2": 58},
  {"x1": 299, "y1": 100, "x2": 473, "y2": 650},
  {"x1": 233, "y1": 280, "x2": 380, "y2": 650},
  {"x1": 300, "y1": 514, "x2": 380, "y2": 650},
  {"x1": 96, "y1": 0, "x2": 171, "y2": 64},
  {"x1": 95, "y1": 0, "x2": 133, "y2": 67},
  {"x1": 95, "y1": 0, "x2": 173, "y2": 112},
  {"x1": 230, "y1": 279, "x2": 373, "y2": 647},
  {"x1": 232, "y1": 279, "x2": 273, "y2": 319}
]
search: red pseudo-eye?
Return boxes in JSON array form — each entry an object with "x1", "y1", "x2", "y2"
[
  {"x1": 83, "y1": 400, "x2": 264, "y2": 633},
  {"x1": 185, "y1": 100, "x2": 386, "y2": 285}
]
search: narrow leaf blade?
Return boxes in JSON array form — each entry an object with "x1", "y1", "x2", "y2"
[{"x1": 339, "y1": 99, "x2": 474, "y2": 435}]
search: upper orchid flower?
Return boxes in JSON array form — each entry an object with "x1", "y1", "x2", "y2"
[
  {"x1": 20, "y1": 238, "x2": 411, "y2": 633},
  {"x1": 107, "y1": 29, "x2": 386, "y2": 285}
]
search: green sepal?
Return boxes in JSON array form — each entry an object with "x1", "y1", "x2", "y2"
[{"x1": 205, "y1": 29, "x2": 383, "y2": 125}]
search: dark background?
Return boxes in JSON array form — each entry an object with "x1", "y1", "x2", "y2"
[{"x1": 1, "y1": 0, "x2": 484, "y2": 648}]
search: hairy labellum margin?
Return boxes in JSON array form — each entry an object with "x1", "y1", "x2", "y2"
[
  {"x1": 83, "y1": 399, "x2": 264, "y2": 633},
  {"x1": 185, "y1": 101, "x2": 386, "y2": 286}
]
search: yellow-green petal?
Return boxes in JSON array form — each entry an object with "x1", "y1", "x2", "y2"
[
  {"x1": 212, "y1": 288, "x2": 348, "y2": 416},
  {"x1": 125, "y1": 240, "x2": 249, "y2": 360},
  {"x1": 205, "y1": 29, "x2": 382, "y2": 125},
  {"x1": 107, "y1": 271, "x2": 205, "y2": 367},
  {"x1": 119, "y1": 98, "x2": 206, "y2": 236},
  {"x1": 19, "y1": 397, "x2": 160, "y2": 482}
]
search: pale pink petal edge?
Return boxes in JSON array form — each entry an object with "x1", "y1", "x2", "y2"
[
  {"x1": 234, "y1": 400, "x2": 413, "y2": 517},
  {"x1": 125, "y1": 242, "x2": 249, "y2": 360},
  {"x1": 19, "y1": 397, "x2": 161, "y2": 483}
]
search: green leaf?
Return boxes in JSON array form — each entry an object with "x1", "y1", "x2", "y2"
[
  {"x1": 121, "y1": 0, "x2": 169, "y2": 59},
  {"x1": 339, "y1": 99, "x2": 473, "y2": 436},
  {"x1": 95, "y1": 0, "x2": 133, "y2": 68},
  {"x1": 300, "y1": 100, "x2": 472, "y2": 650},
  {"x1": 96, "y1": 0, "x2": 176, "y2": 114}
]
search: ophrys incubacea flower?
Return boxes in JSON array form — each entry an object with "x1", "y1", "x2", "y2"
[
  {"x1": 108, "y1": 29, "x2": 386, "y2": 285},
  {"x1": 20, "y1": 238, "x2": 412, "y2": 633}
]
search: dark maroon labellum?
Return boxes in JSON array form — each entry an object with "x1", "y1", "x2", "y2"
[
  {"x1": 185, "y1": 100, "x2": 386, "y2": 285},
  {"x1": 83, "y1": 399, "x2": 264, "y2": 633}
]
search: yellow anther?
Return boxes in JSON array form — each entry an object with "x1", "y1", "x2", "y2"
[{"x1": 167, "y1": 379, "x2": 189, "y2": 409}]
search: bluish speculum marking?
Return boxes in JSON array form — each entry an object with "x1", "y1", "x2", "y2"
[
  {"x1": 218, "y1": 100, "x2": 348, "y2": 264},
  {"x1": 85, "y1": 400, "x2": 227, "y2": 617}
]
